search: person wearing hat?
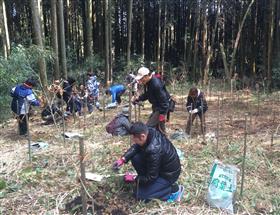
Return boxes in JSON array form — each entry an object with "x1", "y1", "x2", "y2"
[
  {"x1": 10, "y1": 78, "x2": 41, "y2": 135},
  {"x1": 106, "y1": 107, "x2": 131, "y2": 136},
  {"x1": 133, "y1": 67, "x2": 170, "y2": 133},
  {"x1": 112, "y1": 122, "x2": 184, "y2": 202}
]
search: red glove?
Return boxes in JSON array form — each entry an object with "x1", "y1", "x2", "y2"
[
  {"x1": 112, "y1": 157, "x2": 125, "y2": 171},
  {"x1": 124, "y1": 172, "x2": 136, "y2": 183},
  {"x1": 159, "y1": 114, "x2": 166, "y2": 122}
]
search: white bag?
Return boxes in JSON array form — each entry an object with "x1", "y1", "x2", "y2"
[{"x1": 206, "y1": 160, "x2": 239, "y2": 214}]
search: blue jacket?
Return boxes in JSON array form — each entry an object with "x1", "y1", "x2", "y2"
[
  {"x1": 109, "y1": 85, "x2": 126, "y2": 103},
  {"x1": 11, "y1": 84, "x2": 40, "y2": 115}
]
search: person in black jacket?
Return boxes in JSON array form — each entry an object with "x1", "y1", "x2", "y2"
[
  {"x1": 112, "y1": 122, "x2": 184, "y2": 202},
  {"x1": 133, "y1": 67, "x2": 170, "y2": 133},
  {"x1": 185, "y1": 87, "x2": 208, "y2": 135}
]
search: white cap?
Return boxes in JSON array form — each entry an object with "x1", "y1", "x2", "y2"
[{"x1": 135, "y1": 67, "x2": 150, "y2": 81}]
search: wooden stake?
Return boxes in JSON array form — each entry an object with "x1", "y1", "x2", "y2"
[
  {"x1": 128, "y1": 89, "x2": 132, "y2": 122},
  {"x1": 216, "y1": 94, "x2": 220, "y2": 156},
  {"x1": 201, "y1": 98, "x2": 205, "y2": 141},
  {"x1": 134, "y1": 103, "x2": 137, "y2": 121},
  {"x1": 61, "y1": 99, "x2": 66, "y2": 145},
  {"x1": 257, "y1": 89, "x2": 260, "y2": 115},
  {"x1": 24, "y1": 99, "x2": 32, "y2": 162},
  {"x1": 138, "y1": 104, "x2": 141, "y2": 121},
  {"x1": 102, "y1": 91, "x2": 106, "y2": 120},
  {"x1": 240, "y1": 114, "x2": 248, "y2": 198},
  {"x1": 79, "y1": 137, "x2": 87, "y2": 215}
]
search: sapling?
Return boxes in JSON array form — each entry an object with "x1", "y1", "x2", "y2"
[
  {"x1": 24, "y1": 99, "x2": 32, "y2": 162},
  {"x1": 240, "y1": 114, "x2": 248, "y2": 198}
]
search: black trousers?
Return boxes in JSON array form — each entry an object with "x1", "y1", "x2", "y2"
[
  {"x1": 18, "y1": 114, "x2": 28, "y2": 135},
  {"x1": 116, "y1": 89, "x2": 126, "y2": 104}
]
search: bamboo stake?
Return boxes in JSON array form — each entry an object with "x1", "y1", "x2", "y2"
[
  {"x1": 102, "y1": 91, "x2": 106, "y2": 121},
  {"x1": 240, "y1": 114, "x2": 248, "y2": 198},
  {"x1": 216, "y1": 94, "x2": 220, "y2": 156},
  {"x1": 138, "y1": 104, "x2": 141, "y2": 121},
  {"x1": 128, "y1": 90, "x2": 132, "y2": 122},
  {"x1": 134, "y1": 103, "x2": 137, "y2": 121},
  {"x1": 201, "y1": 98, "x2": 205, "y2": 141},
  {"x1": 24, "y1": 99, "x2": 32, "y2": 162},
  {"x1": 79, "y1": 137, "x2": 87, "y2": 215},
  {"x1": 257, "y1": 89, "x2": 260, "y2": 116}
]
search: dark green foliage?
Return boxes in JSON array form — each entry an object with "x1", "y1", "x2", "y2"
[{"x1": 0, "y1": 45, "x2": 53, "y2": 122}]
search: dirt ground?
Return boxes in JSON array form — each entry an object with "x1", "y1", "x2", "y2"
[{"x1": 0, "y1": 87, "x2": 280, "y2": 215}]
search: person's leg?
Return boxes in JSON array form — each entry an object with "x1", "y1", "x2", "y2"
[
  {"x1": 135, "y1": 177, "x2": 173, "y2": 201},
  {"x1": 116, "y1": 92, "x2": 121, "y2": 104},
  {"x1": 185, "y1": 113, "x2": 197, "y2": 134},
  {"x1": 116, "y1": 89, "x2": 126, "y2": 104},
  {"x1": 87, "y1": 96, "x2": 93, "y2": 113},
  {"x1": 146, "y1": 111, "x2": 159, "y2": 127},
  {"x1": 198, "y1": 113, "x2": 206, "y2": 134},
  {"x1": 147, "y1": 111, "x2": 166, "y2": 133},
  {"x1": 19, "y1": 114, "x2": 27, "y2": 135}
]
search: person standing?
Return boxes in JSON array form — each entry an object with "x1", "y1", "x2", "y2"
[
  {"x1": 133, "y1": 67, "x2": 170, "y2": 133},
  {"x1": 10, "y1": 78, "x2": 40, "y2": 135},
  {"x1": 86, "y1": 71, "x2": 101, "y2": 112}
]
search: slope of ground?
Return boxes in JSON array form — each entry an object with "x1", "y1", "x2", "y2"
[{"x1": 0, "y1": 87, "x2": 280, "y2": 215}]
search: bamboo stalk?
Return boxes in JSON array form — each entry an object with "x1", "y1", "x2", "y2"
[
  {"x1": 103, "y1": 91, "x2": 106, "y2": 121},
  {"x1": 240, "y1": 114, "x2": 248, "y2": 198},
  {"x1": 216, "y1": 94, "x2": 220, "y2": 156},
  {"x1": 79, "y1": 137, "x2": 87, "y2": 215},
  {"x1": 24, "y1": 99, "x2": 32, "y2": 162}
]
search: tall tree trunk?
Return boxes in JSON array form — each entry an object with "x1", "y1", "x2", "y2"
[
  {"x1": 58, "y1": 0, "x2": 67, "y2": 79},
  {"x1": 228, "y1": 0, "x2": 255, "y2": 80},
  {"x1": 192, "y1": 4, "x2": 200, "y2": 82},
  {"x1": 157, "y1": 0, "x2": 161, "y2": 70},
  {"x1": 161, "y1": 0, "x2": 167, "y2": 75},
  {"x1": 127, "y1": 0, "x2": 133, "y2": 69},
  {"x1": 105, "y1": 0, "x2": 110, "y2": 86},
  {"x1": 108, "y1": 0, "x2": 113, "y2": 82},
  {"x1": 267, "y1": 0, "x2": 275, "y2": 90},
  {"x1": 141, "y1": 0, "x2": 145, "y2": 61},
  {"x1": 85, "y1": 0, "x2": 93, "y2": 59},
  {"x1": 0, "y1": 0, "x2": 10, "y2": 58},
  {"x1": 30, "y1": 0, "x2": 48, "y2": 88},
  {"x1": 203, "y1": 0, "x2": 220, "y2": 85},
  {"x1": 51, "y1": 0, "x2": 60, "y2": 80}
]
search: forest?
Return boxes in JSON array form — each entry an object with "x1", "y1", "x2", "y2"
[{"x1": 0, "y1": 0, "x2": 280, "y2": 214}]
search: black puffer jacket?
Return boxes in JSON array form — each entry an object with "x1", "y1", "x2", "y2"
[
  {"x1": 186, "y1": 89, "x2": 208, "y2": 113},
  {"x1": 138, "y1": 77, "x2": 170, "y2": 115},
  {"x1": 123, "y1": 128, "x2": 181, "y2": 184}
]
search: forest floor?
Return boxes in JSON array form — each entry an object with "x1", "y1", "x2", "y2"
[{"x1": 0, "y1": 85, "x2": 280, "y2": 215}]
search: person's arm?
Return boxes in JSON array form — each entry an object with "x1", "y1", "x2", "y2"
[
  {"x1": 138, "y1": 86, "x2": 148, "y2": 102},
  {"x1": 10, "y1": 87, "x2": 16, "y2": 97},
  {"x1": 123, "y1": 144, "x2": 141, "y2": 162},
  {"x1": 137, "y1": 149, "x2": 161, "y2": 184},
  {"x1": 186, "y1": 96, "x2": 192, "y2": 112},
  {"x1": 27, "y1": 92, "x2": 40, "y2": 106},
  {"x1": 111, "y1": 89, "x2": 116, "y2": 103},
  {"x1": 197, "y1": 93, "x2": 208, "y2": 113}
]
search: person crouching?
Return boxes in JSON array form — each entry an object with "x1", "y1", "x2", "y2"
[
  {"x1": 112, "y1": 122, "x2": 184, "y2": 202},
  {"x1": 185, "y1": 87, "x2": 208, "y2": 135}
]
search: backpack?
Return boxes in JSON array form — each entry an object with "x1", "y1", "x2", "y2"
[{"x1": 106, "y1": 117, "x2": 118, "y2": 134}]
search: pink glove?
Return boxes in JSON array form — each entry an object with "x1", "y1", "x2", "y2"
[
  {"x1": 112, "y1": 157, "x2": 125, "y2": 171},
  {"x1": 124, "y1": 172, "x2": 136, "y2": 183},
  {"x1": 159, "y1": 114, "x2": 166, "y2": 122}
]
